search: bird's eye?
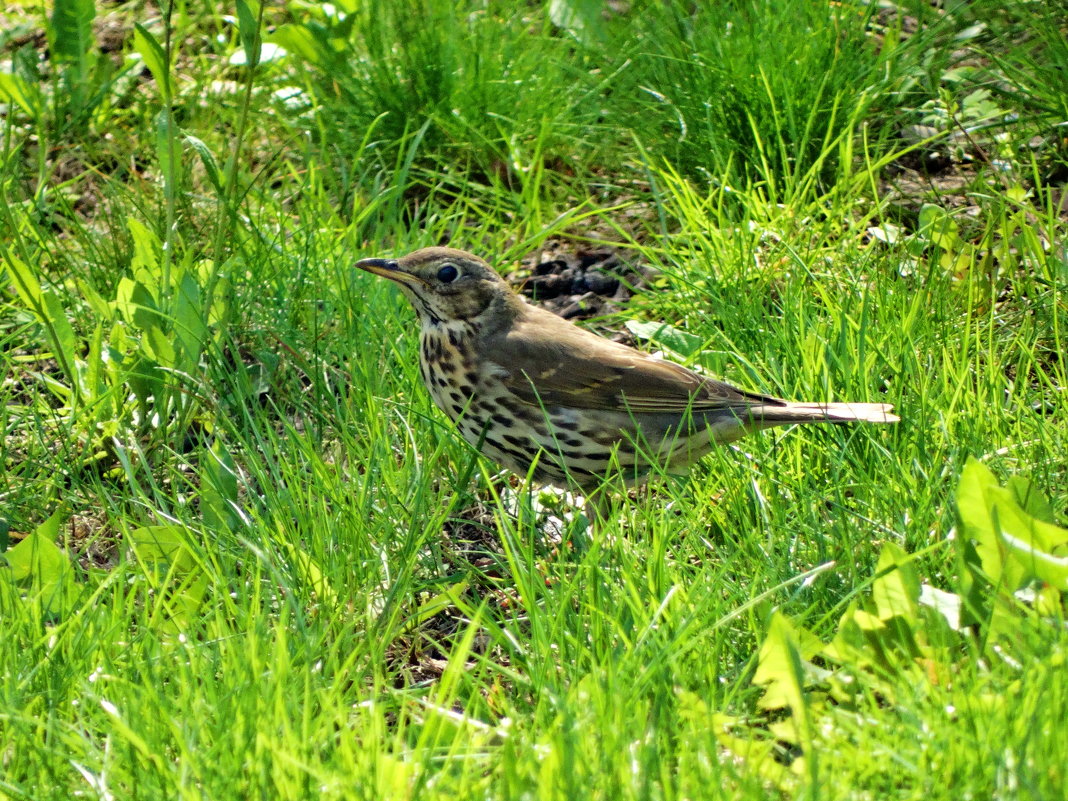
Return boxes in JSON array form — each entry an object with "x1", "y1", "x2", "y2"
[{"x1": 436, "y1": 264, "x2": 459, "y2": 283}]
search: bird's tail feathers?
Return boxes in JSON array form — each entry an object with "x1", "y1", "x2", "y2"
[{"x1": 755, "y1": 402, "x2": 899, "y2": 425}]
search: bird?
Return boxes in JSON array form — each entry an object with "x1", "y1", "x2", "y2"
[{"x1": 355, "y1": 247, "x2": 898, "y2": 502}]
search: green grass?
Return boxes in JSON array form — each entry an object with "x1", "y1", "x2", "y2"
[{"x1": 2, "y1": 0, "x2": 1066, "y2": 798}]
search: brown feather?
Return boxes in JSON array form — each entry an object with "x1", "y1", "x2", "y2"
[{"x1": 486, "y1": 304, "x2": 785, "y2": 414}]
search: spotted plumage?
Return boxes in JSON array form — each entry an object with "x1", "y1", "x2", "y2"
[{"x1": 355, "y1": 247, "x2": 899, "y2": 492}]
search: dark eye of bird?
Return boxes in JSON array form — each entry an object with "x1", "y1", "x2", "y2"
[{"x1": 436, "y1": 264, "x2": 459, "y2": 283}]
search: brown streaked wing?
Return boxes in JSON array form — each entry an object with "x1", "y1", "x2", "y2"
[{"x1": 488, "y1": 311, "x2": 782, "y2": 413}]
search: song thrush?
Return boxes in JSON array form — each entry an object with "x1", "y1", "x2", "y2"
[{"x1": 355, "y1": 247, "x2": 898, "y2": 494}]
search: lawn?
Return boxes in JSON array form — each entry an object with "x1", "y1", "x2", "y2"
[{"x1": 1, "y1": 0, "x2": 1065, "y2": 798}]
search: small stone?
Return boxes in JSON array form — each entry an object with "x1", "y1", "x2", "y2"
[
  {"x1": 577, "y1": 249, "x2": 615, "y2": 269},
  {"x1": 584, "y1": 270, "x2": 619, "y2": 296},
  {"x1": 535, "y1": 259, "x2": 567, "y2": 276},
  {"x1": 558, "y1": 300, "x2": 586, "y2": 319},
  {"x1": 523, "y1": 273, "x2": 569, "y2": 299},
  {"x1": 559, "y1": 294, "x2": 602, "y2": 320}
]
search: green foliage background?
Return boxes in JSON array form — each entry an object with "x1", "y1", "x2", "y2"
[{"x1": 1, "y1": 0, "x2": 1065, "y2": 797}]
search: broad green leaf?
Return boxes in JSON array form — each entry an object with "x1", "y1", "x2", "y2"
[
  {"x1": 124, "y1": 353, "x2": 163, "y2": 414},
  {"x1": 823, "y1": 607, "x2": 910, "y2": 703},
  {"x1": 37, "y1": 509, "x2": 62, "y2": 541},
  {"x1": 141, "y1": 322, "x2": 176, "y2": 368},
  {"x1": 1, "y1": 511, "x2": 76, "y2": 613},
  {"x1": 4, "y1": 257, "x2": 82, "y2": 390},
  {"x1": 754, "y1": 613, "x2": 812, "y2": 728},
  {"x1": 184, "y1": 134, "x2": 223, "y2": 192},
  {"x1": 206, "y1": 268, "x2": 232, "y2": 330},
  {"x1": 917, "y1": 203, "x2": 960, "y2": 250},
  {"x1": 957, "y1": 458, "x2": 1068, "y2": 589},
  {"x1": 201, "y1": 439, "x2": 240, "y2": 532},
  {"x1": 874, "y1": 615, "x2": 922, "y2": 667},
  {"x1": 0, "y1": 72, "x2": 40, "y2": 116},
  {"x1": 823, "y1": 602, "x2": 872, "y2": 667},
  {"x1": 127, "y1": 218, "x2": 163, "y2": 295},
  {"x1": 999, "y1": 533, "x2": 1068, "y2": 591},
  {"x1": 75, "y1": 277, "x2": 114, "y2": 321},
  {"x1": 41, "y1": 291, "x2": 79, "y2": 377},
  {"x1": 871, "y1": 542, "x2": 920, "y2": 622},
  {"x1": 4, "y1": 253, "x2": 44, "y2": 308},
  {"x1": 268, "y1": 24, "x2": 324, "y2": 65},
  {"x1": 957, "y1": 459, "x2": 1020, "y2": 587},
  {"x1": 847, "y1": 607, "x2": 885, "y2": 632},
  {"x1": 108, "y1": 321, "x2": 150, "y2": 410},
  {"x1": 3, "y1": 531, "x2": 71, "y2": 582},
  {"x1": 114, "y1": 277, "x2": 160, "y2": 331},
  {"x1": 1006, "y1": 476, "x2": 1057, "y2": 525},
  {"x1": 49, "y1": 0, "x2": 95, "y2": 64},
  {"x1": 128, "y1": 525, "x2": 197, "y2": 574},
  {"x1": 108, "y1": 319, "x2": 131, "y2": 356},
  {"x1": 236, "y1": 0, "x2": 262, "y2": 68},
  {"x1": 132, "y1": 24, "x2": 168, "y2": 93},
  {"x1": 173, "y1": 270, "x2": 208, "y2": 364}
]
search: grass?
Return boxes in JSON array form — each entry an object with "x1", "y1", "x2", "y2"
[{"x1": 1, "y1": 0, "x2": 1066, "y2": 798}]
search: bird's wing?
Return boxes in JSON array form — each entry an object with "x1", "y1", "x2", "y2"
[{"x1": 488, "y1": 312, "x2": 781, "y2": 413}]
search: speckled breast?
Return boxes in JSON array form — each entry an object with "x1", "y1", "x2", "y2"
[{"x1": 417, "y1": 324, "x2": 714, "y2": 489}]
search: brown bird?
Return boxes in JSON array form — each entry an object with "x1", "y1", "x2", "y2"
[{"x1": 356, "y1": 247, "x2": 898, "y2": 498}]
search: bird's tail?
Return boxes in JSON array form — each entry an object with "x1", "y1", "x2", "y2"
[{"x1": 754, "y1": 402, "x2": 899, "y2": 425}]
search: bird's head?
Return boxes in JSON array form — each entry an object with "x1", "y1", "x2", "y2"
[{"x1": 355, "y1": 247, "x2": 517, "y2": 327}]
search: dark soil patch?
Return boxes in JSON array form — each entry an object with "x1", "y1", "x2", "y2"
[
  {"x1": 508, "y1": 240, "x2": 657, "y2": 327},
  {"x1": 440, "y1": 501, "x2": 506, "y2": 571}
]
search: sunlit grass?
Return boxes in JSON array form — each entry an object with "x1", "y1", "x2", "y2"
[{"x1": 1, "y1": 0, "x2": 1066, "y2": 798}]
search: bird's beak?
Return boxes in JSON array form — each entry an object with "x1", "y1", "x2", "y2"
[{"x1": 354, "y1": 257, "x2": 424, "y2": 287}]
